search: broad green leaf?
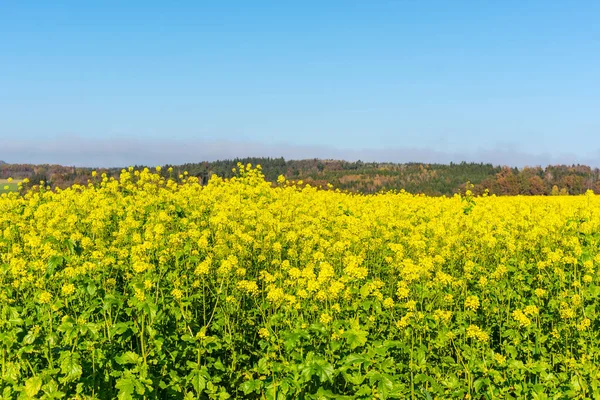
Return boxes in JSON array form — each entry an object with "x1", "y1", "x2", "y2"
[
  {"x1": 23, "y1": 376, "x2": 43, "y2": 398},
  {"x1": 343, "y1": 328, "x2": 368, "y2": 349},
  {"x1": 115, "y1": 351, "x2": 141, "y2": 365},
  {"x1": 42, "y1": 380, "x2": 66, "y2": 399},
  {"x1": 59, "y1": 352, "x2": 83, "y2": 383},
  {"x1": 115, "y1": 377, "x2": 135, "y2": 400},
  {"x1": 239, "y1": 379, "x2": 263, "y2": 395},
  {"x1": 47, "y1": 256, "x2": 64, "y2": 275}
]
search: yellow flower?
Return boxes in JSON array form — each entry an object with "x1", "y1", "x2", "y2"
[
  {"x1": 512, "y1": 310, "x2": 532, "y2": 327},
  {"x1": 433, "y1": 309, "x2": 452, "y2": 324},
  {"x1": 194, "y1": 259, "x2": 211, "y2": 276},
  {"x1": 383, "y1": 297, "x2": 395, "y2": 309},
  {"x1": 236, "y1": 280, "x2": 259, "y2": 295},
  {"x1": 464, "y1": 295, "x2": 480, "y2": 311},
  {"x1": 331, "y1": 328, "x2": 345, "y2": 340},
  {"x1": 578, "y1": 318, "x2": 591, "y2": 331},
  {"x1": 134, "y1": 288, "x2": 146, "y2": 302},
  {"x1": 38, "y1": 291, "x2": 52, "y2": 304},
  {"x1": 494, "y1": 353, "x2": 506, "y2": 365},
  {"x1": 258, "y1": 328, "x2": 270, "y2": 339},
  {"x1": 396, "y1": 286, "x2": 410, "y2": 299},
  {"x1": 132, "y1": 261, "x2": 151, "y2": 273},
  {"x1": 559, "y1": 303, "x2": 575, "y2": 319},
  {"x1": 396, "y1": 312, "x2": 413, "y2": 328},
  {"x1": 171, "y1": 288, "x2": 183, "y2": 300},
  {"x1": 61, "y1": 283, "x2": 75, "y2": 296},
  {"x1": 266, "y1": 287, "x2": 285, "y2": 304},
  {"x1": 523, "y1": 305, "x2": 539, "y2": 316},
  {"x1": 466, "y1": 325, "x2": 488, "y2": 342},
  {"x1": 319, "y1": 313, "x2": 333, "y2": 324}
]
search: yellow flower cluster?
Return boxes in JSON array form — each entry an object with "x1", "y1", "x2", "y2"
[
  {"x1": 464, "y1": 295, "x2": 480, "y2": 311},
  {"x1": 466, "y1": 325, "x2": 489, "y2": 342},
  {"x1": 2, "y1": 164, "x2": 600, "y2": 396},
  {"x1": 512, "y1": 309, "x2": 532, "y2": 328},
  {"x1": 578, "y1": 317, "x2": 591, "y2": 331}
]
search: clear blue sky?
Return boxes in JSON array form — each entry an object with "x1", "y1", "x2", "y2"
[{"x1": 1, "y1": 1, "x2": 599, "y2": 166}]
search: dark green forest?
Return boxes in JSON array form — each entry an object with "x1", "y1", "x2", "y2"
[{"x1": 2, "y1": 158, "x2": 600, "y2": 196}]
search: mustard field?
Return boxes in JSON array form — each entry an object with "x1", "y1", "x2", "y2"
[{"x1": 1, "y1": 165, "x2": 600, "y2": 399}]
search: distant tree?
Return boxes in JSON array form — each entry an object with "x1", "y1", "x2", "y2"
[{"x1": 527, "y1": 176, "x2": 546, "y2": 195}]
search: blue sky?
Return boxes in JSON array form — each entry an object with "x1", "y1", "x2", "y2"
[{"x1": 1, "y1": 1, "x2": 599, "y2": 166}]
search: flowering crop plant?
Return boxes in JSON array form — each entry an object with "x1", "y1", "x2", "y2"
[{"x1": 1, "y1": 164, "x2": 600, "y2": 399}]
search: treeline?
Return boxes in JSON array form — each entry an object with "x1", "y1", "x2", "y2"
[{"x1": 2, "y1": 158, "x2": 600, "y2": 196}]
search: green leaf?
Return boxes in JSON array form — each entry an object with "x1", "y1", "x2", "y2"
[
  {"x1": 302, "y1": 358, "x2": 335, "y2": 383},
  {"x1": 283, "y1": 330, "x2": 309, "y2": 351},
  {"x1": 188, "y1": 370, "x2": 207, "y2": 393},
  {"x1": 368, "y1": 372, "x2": 394, "y2": 398},
  {"x1": 473, "y1": 377, "x2": 488, "y2": 393},
  {"x1": 115, "y1": 351, "x2": 141, "y2": 366},
  {"x1": 42, "y1": 380, "x2": 66, "y2": 399},
  {"x1": 59, "y1": 352, "x2": 82, "y2": 383},
  {"x1": 23, "y1": 376, "x2": 43, "y2": 397},
  {"x1": 355, "y1": 385, "x2": 372, "y2": 396},
  {"x1": 343, "y1": 328, "x2": 368, "y2": 350},
  {"x1": 3, "y1": 362, "x2": 20, "y2": 384},
  {"x1": 360, "y1": 284, "x2": 371, "y2": 298},
  {"x1": 87, "y1": 283, "x2": 97, "y2": 296},
  {"x1": 66, "y1": 239, "x2": 83, "y2": 256},
  {"x1": 240, "y1": 379, "x2": 263, "y2": 395},
  {"x1": 47, "y1": 256, "x2": 64, "y2": 275},
  {"x1": 343, "y1": 353, "x2": 369, "y2": 367},
  {"x1": 115, "y1": 377, "x2": 135, "y2": 400},
  {"x1": 22, "y1": 330, "x2": 38, "y2": 345},
  {"x1": 344, "y1": 371, "x2": 366, "y2": 385},
  {"x1": 110, "y1": 322, "x2": 133, "y2": 337},
  {"x1": 1, "y1": 387, "x2": 13, "y2": 400}
]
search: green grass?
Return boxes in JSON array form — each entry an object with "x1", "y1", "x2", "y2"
[{"x1": 0, "y1": 179, "x2": 20, "y2": 194}]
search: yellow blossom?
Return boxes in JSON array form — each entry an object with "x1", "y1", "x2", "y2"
[
  {"x1": 39, "y1": 291, "x2": 52, "y2": 304},
  {"x1": 464, "y1": 295, "x2": 480, "y2": 311},
  {"x1": 61, "y1": 283, "x2": 75, "y2": 296},
  {"x1": 320, "y1": 313, "x2": 333, "y2": 324}
]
